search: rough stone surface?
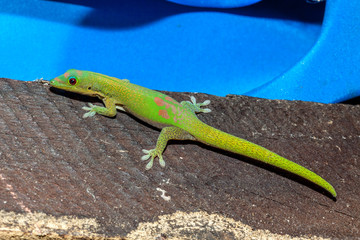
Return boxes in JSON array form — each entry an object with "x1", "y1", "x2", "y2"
[{"x1": 0, "y1": 78, "x2": 359, "y2": 239}]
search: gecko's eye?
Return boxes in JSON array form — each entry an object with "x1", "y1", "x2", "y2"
[{"x1": 69, "y1": 77, "x2": 77, "y2": 85}]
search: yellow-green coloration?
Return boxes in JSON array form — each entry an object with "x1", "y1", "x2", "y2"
[{"x1": 50, "y1": 69, "x2": 337, "y2": 198}]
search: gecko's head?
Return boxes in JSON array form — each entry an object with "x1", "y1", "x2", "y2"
[{"x1": 50, "y1": 69, "x2": 92, "y2": 94}]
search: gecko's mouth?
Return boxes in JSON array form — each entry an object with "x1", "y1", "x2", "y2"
[
  {"x1": 49, "y1": 78, "x2": 71, "y2": 90},
  {"x1": 49, "y1": 78, "x2": 101, "y2": 98},
  {"x1": 49, "y1": 78, "x2": 73, "y2": 92}
]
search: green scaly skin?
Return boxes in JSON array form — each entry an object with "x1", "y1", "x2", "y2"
[{"x1": 49, "y1": 69, "x2": 337, "y2": 198}]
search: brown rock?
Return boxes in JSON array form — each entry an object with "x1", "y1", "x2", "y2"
[{"x1": 0, "y1": 78, "x2": 359, "y2": 239}]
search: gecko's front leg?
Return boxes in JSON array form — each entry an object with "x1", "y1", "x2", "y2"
[{"x1": 82, "y1": 97, "x2": 117, "y2": 118}]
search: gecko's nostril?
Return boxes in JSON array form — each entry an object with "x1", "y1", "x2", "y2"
[{"x1": 49, "y1": 77, "x2": 60, "y2": 86}]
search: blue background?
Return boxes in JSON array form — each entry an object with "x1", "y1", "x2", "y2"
[{"x1": 0, "y1": 0, "x2": 358, "y2": 103}]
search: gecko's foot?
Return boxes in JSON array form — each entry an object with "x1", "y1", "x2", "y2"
[
  {"x1": 141, "y1": 149, "x2": 166, "y2": 170},
  {"x1": 82, "y1": 103, "x2": 98, "y2": 118},
  {"x1": 183, "y1": 96, "x2": 211, "y2": 113}
]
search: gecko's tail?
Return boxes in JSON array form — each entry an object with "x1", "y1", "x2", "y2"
[{"x1": 189, "y1": 121, "x2": 337, "y2": 198}]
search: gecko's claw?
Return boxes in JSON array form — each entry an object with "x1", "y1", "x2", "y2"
[
  {"x1": 141, "y1": 149, "x2": 165, "y2": 170},
  {"x1": 82, "y1": 103, "x2": 97, "y2": 118}
]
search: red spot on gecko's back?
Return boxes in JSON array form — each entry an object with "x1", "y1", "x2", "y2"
[
  {"x1": 64, "y1": 72, "x2": 70, "y2": 78},
  {"x1": 154, "y1": 97, "x2": 165, "y2": 106},
  {"x1": 158, "y1": 109, "x2": 170, "y2": 119},
  {"x1": 165, "y1": 96, "x2": 180, "y2": 105}
]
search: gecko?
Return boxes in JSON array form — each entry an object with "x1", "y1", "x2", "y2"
[{"x1": 49, "y1": 69, "x2": 337, "y2": 198}]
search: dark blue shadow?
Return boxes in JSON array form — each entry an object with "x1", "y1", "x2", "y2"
[{"x1": 3, "y1": 0, "x2": 325, "y2": 29}]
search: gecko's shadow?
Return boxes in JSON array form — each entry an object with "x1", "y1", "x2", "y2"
[
  {"x1": 50, "y1": 87, "x2": 336, "y2": 201},
  {"x1": 50, "y1": 87, "x2": 103, "y2": 106}
]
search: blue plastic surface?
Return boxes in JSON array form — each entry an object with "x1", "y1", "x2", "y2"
[
  {"x1": 247, "y1": 0, "x2": 360, "y2": 103},
  {"x1": 2, "y1": 0, "x2": 354, "y2": 103}
]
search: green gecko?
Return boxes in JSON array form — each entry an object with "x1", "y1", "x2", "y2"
[{"x1": 49, "y1": 69, "x2": 337, "y2": 198}]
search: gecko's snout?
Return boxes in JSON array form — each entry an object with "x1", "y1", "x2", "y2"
[
  {"x1": 49, "y1": 77, "x2": 61, "y2": 86},
  {"x1": 49, "y1": 78, "x2": 55, "y2": 86}
]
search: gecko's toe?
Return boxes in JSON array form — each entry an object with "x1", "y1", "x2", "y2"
[
  {"x1": 145, "y1": 158, "x2": 154, "y2": 170},
  {"x1": 82, "y1": 111, "x2": 96, "y2": 118},
  {"x1": 82, "y1": 103, "x2": 97, "y2": 118},
  {"x1": 201, "y1": 100, "x2": 211, "y2": 106},
  {"x1": 141, "y1": 154, "x2": 150, "y2": 161},
  {"x1": 142, "y1": 149, "x2": 150, "y2": 154},
  {"x1": 159, "y1": 156, "x2": 166, "y2": 168}
]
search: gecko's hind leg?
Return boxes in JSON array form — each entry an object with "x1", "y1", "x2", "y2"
[
  {"x1": 141, "y1": 126, "x2": 195, "y2": 170},
  {"x1": 180, "y1": 96, "x2": 211, "y2": 114}
]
